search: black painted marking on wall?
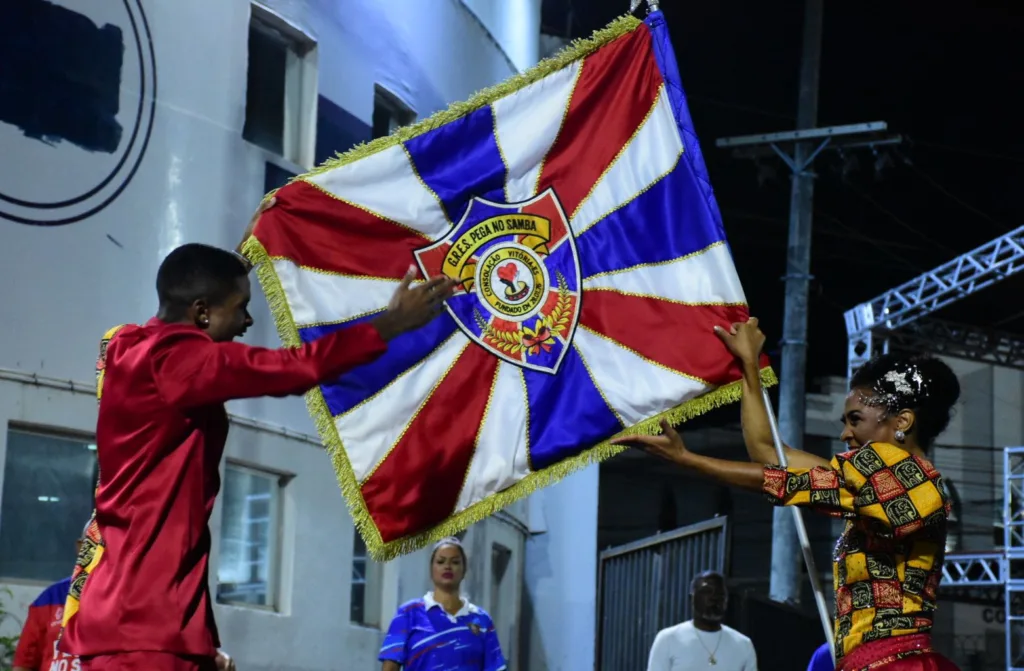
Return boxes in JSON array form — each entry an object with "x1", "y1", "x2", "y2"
[
  {"x1": 0, "y1": 0, "x2": 156, "y2": 227},
  {"x1": 0, "y1": 0, "x2": 125, "y2": 153}
]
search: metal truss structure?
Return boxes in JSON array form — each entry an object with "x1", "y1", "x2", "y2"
[
  {"x1": 845, "y1": 225, "x2": 1024, "y2": 380},
  {"x1": 883, "y1": 319, "x2": 1024, "y2": 371},
  {"x1": 940, "y1": 449, "x2": 1024, "y2": 669},
  {"x1": 1005, "y1": 447, "x2": 1024, "y2": 670}
]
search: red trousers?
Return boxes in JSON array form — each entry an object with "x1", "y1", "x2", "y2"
[
  {"x1": 839, "y1": 634, "x2": 961, "y2": 671},
  {"x1": 82, "y1": 652, "x2": 217, "y2": 671}
]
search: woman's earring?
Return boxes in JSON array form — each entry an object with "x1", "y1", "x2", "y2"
[{"x1": 894, "y1": 430, "x2": 906, "y2": 443}]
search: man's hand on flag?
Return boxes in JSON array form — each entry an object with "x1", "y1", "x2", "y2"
[
  {"x1": 713, "y1": 317, "x2": 765, "y2": 365},
  {"x1": 236, "y1": 196, "x2": 278, "y2": 256},
  {"x1": 372, "y1": 266, "x2": 460, "y2": 341},
  {"x1": 612, "y1": 419, "x2": 691, "y2": 466}
]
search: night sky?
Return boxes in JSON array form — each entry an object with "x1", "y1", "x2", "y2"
[{"x1": 544, "y1": 0, "x2": 1024, "y2": 380}]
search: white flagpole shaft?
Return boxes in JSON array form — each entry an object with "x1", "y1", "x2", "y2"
[
  {"x1": 629, "y1": 0, "x2": 660, "y2": 13},
  {"x1": 761, "y1": 387, "x2": 836, "y2": 660}
]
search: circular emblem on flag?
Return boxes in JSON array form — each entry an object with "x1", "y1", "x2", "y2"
[
  {"x1": 414, "y1": 188, "x2": 581, "y2": 375},
  {"x1": 478, "y1": 246, "x2": 549, "y2": 319}
]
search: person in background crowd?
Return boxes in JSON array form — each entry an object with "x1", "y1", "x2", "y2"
[
  {"x1": 14, "y1": 527, "x2": 88, "y2": 671},
  {"x1": 807, "y1": 642, "x2": 833, "y2": 671},
  {"x1": 615, "y1": 317, "x2": 962, "y2": 671},
  {"x1": 380, "y1": 537, "x2": 505, "y2": 671},
  {"x1": 21, "y1": 525, "x2": 237, "y2": 671},
  {"x1": 647, "y1": 571, "x2": 757, "y2": 671},
  {"x1": 58, "y1": 199, "x2": 457, "y2": 671}
]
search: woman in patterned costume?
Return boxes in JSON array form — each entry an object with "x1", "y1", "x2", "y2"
[{"x1": 614, "y1": 318, "x2": 961, "y2": 671}]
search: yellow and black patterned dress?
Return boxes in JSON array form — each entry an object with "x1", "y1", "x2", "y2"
[
  {"x1": 59, "y1": 325, "x2": 128, "y2": 635},
  {"x1": 763, "y1": 442, "x2": 949, "y2": 665}
]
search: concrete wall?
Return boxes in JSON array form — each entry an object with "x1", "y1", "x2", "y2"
[
  {"x1": 522, "y1": 468, "x2": 599, "y2": 671},
  {"x1": 0, "y1": 0, "x2": 541, "y2": 669}
]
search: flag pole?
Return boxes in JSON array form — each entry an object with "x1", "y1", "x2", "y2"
[
  {"x1": 761, "y1": 387, "x2": 836, "y2": 660},
  {"x1": 629, "y1": 0, "x2": 660, "y2": 14}
]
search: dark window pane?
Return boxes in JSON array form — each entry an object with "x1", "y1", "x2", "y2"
[
  {"x1": 243, "y1": 25, "x2": 287, "y2": 155},
  {"x1": 216, "y1": 466, "x2": 278, "y2": 607},
  {"x1": 350, "y1": 581, "x2": 365, "y2": 623},
  {"x1": 0, "y1": 428, "x2": 96, "y2": 582},
  {"x1": 350, "y1": 529, "x2": 367, "y2": 622}
]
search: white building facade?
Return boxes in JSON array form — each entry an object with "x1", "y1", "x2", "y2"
[{"x1": 0, "y1": 2, "x2": 605, "y2": 670}]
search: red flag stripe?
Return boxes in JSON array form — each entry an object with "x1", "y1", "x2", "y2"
[
  {"x1": 361, "y1": 343, "x2": 500, "y2": 542},
  {"x1": 256, "y1": 180, "x2": 429, "y2": 280},
  {"x1": 579, "y1": 290, "x2": 755, "y2": 386},
  {"x1": 520, "y1": 188, "x2": 569, "y2": 249},
  {"x1": 535, "y1": 25, "x2": 663, "y2": 220}
]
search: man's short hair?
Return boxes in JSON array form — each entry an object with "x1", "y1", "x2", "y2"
[
  {"x1": 156, "y1": 244, "x2": 249, "y2": 317},
  {"x1": 690, "y1": 570, "x2": 725, "y2": 594}
]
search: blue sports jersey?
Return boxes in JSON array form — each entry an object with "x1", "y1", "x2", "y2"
[
  {"x1": 379, "y1": 593, "x2": 506, "y2": 671},
  {"x1": 807, "y1": 643, "x2": 833, "y2": 671}
]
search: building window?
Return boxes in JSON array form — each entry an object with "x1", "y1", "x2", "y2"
[
  {"x1": 0, "y1": 426, "x2": 96, "y2": 582},
  {"x1": 350, "y1": 529, "x2": 382, "y2": 626},
  {"x1": 243, "y1": 3, "x2": 317, "y2": 167},
  {"x1": 217, "y1": 464, "x2": 281, "y2": 608},
  {"x1": 372, "y1": 86, "x2": 415, "y2": 140}
]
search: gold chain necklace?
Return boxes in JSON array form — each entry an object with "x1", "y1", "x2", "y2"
[{"x1": 695, "y1": 628, "x2": 723, "y2": 666}]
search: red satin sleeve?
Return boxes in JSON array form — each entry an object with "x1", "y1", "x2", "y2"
[{"x1": 150, "y1": 323, "x2": 387, "y2": 410}]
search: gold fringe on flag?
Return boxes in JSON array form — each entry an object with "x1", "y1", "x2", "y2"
[{"x1": 243, "y1": 13, "x2": 779, "y2": 561}]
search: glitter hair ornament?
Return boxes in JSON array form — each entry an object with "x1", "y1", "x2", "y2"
[{"x1": 864, "y1": 361, "x2": 931, "y2": 414}]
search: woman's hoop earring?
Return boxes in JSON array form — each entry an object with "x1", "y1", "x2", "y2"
[{"x1": 894, "y1": 430, "x2": 906, "y2": 443}]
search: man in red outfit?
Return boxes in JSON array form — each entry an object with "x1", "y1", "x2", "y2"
[{"x1": 59, "y1": 200, "x2": 456, "y2": 671}]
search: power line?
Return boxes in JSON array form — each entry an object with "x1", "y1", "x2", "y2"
[
  {"x1": 839, "y1": 176, "x2": 958, "y2": 256},
  {"x1": 812, "y1": 209, "x2": 928, "y2": 272},
  {"x1": 687, "y1": 94, "x2": 795, "y2": 123},
  {"x1": 895, "y1": 149, "x2": 1008, "y2": 234},
  {"x1": 912, "y1": 138, "x2": 1024, "y2": 166}
]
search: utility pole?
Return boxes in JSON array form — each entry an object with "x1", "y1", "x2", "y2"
[
  {"x1": 716, "y1": 2, "x2": 901, "y2": 610},
  {"x1": 772, "y1": 0, "x2": 824, "y2": 606}
]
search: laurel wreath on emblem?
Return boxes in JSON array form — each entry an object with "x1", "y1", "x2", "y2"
[{"x1": 474, "y1": 271, "x2": 573, "y2": 356}]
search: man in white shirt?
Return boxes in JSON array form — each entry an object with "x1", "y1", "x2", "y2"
[{"x1": 647, "y1": 571, "x2": 758, "y2": 671}]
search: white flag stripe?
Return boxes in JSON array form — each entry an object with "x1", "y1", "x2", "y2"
[
  {"x1": 454, "y1": 362, "x2": 531, "y2": 513},
  {"x1": 492, "y1": 61, "x2": 582, "y2": 203},
  {"x1": 274, "y1": 259, "x2": 395, "y2": 328},
  {"x1": 583, "y1": 243, "x2": 747, "y2": 306},
  {"x1": 570, "y1": 86, "x2": 681, "y2": 235},
  {"x1": 573, "y1": 327, "x2": 710, "y2": 426},
  {"x1": 337, "y1": 334, "x2": 471, "y2": 482},
  {"x1": 304, "y1": 144, "x2": 451, "y2": 240}
]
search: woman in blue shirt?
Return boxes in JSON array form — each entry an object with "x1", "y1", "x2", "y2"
[{"x1": 380, "y1": 537, "x2": 506, "y2": 671}]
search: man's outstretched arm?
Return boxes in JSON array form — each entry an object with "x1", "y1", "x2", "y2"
[{"x1": 153, "y1": 269, "x2": 458, "y2": 409}]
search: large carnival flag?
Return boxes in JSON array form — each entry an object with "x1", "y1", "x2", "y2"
[{"x1": 244, "y1": 11, "x2": 775, "y2": 560}]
